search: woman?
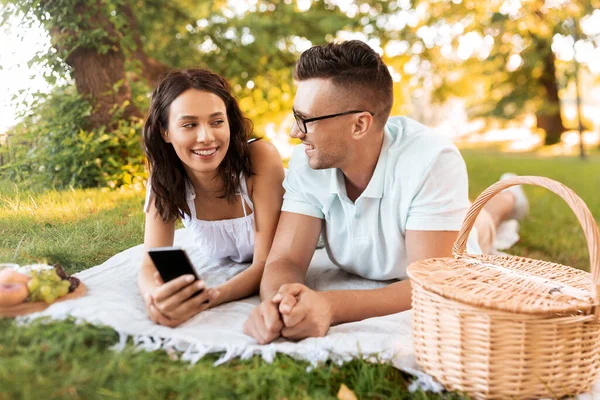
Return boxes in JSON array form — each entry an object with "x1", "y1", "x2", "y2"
[{"x1": 139, "y1": 69, "x2": 285, "y2": 327}]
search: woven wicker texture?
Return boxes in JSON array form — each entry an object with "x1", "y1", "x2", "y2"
[
  {"x1": 407, "y1": 176, "x2": 600, "y2": 399},
  {"x1": 408, "y1": 255, "x2": 595, "y2": 315}
]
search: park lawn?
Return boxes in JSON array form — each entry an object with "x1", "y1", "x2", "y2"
[{"x1": 1, "y1": 150, "x2": 599, "y2": 399}]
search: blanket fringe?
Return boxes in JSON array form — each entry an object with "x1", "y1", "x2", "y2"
[
  {"x1": 109, "y1": 331, "x2": 443, "y2": 393},
  {"x1": 14, "y1": 300, "x2": 443, "y2": 394}
]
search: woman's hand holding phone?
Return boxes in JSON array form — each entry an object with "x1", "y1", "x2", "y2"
[{"x1": 144, "y1": 271, "x2": 220, "y2": 327}]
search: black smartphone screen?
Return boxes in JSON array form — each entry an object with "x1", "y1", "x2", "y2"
[{"x1": 147, "y1": 247, "x2": 200, "y2": 283}]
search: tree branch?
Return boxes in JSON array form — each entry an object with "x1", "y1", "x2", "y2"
[{"x1": 121, "y1": 1, "x2": 171, "y2": 84}]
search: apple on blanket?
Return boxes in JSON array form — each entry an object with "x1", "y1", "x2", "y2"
[{"x1": 0, "y1": 263, "x2": 80, "y2": 307}]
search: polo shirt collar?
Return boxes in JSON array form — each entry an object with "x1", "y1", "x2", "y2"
[
  {"x1": 329, "y1": 168, "x2": 344, "y2": 196},
  {"x1": 328, "y1": 126, "x2": 393, "y2": 200}
]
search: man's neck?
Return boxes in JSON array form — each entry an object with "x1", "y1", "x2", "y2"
[{"x1": 340, "y1": 132, "x2": 384, "y2": 202}]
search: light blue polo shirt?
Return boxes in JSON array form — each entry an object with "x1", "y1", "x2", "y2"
[{"x1": 282, "y1": 116, "x2": 481, "y2": 281}]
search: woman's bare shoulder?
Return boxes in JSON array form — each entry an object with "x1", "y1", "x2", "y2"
[
  {"x1": 248, "y1": 139, "x2": 283, "y2": 171},
  {"x1": 246, "y1": 139, "x2": 284, "y2": 196}
]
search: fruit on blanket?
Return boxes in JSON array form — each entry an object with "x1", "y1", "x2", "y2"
[
  {"x1": 0, "y1": 283, "x2": 29, "y2": 306},
  {"x1": 16, "y1": 263, "x2": 53, "y2": 276},
  {"x1": 53, "y1": 264, "x2": 81, "y2": 293},
  {"x1": 28, "y1": 269, "x2": 72, "y2": 303},
  {"x1": 0, "y1": 262, "x2": 80, "y2": 305},
  {"x1": 0, "y1": 263, "x2": 20, "y2": 271},
  {"x1": 0, "y1": 269, "x2": 30, "y2": 285}
]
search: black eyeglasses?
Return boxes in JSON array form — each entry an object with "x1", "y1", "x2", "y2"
[{"x1": 293, "y1": 109, "x2": 374, "y2": 134}]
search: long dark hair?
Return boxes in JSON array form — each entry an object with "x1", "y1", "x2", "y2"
[{"x1": 143, "y1": 69, "x2": 253, "y2": 222}]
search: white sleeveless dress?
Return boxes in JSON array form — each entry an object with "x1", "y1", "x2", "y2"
[{"x1": 144, "y1": 174, "x2": 255, "y2": 263}]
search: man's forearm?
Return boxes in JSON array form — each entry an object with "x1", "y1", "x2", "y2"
[
  {"x1": 259, "y1": 257, "x2": 307, "y2": 301},
  {"x1": 321, "y1": 280, "x2": 412, "y2": 325}
]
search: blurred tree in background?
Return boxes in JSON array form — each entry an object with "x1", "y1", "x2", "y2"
[
  {"x1": 0, "y1": 0, "x2": 599, "y2": 188},
  {"x1": 0, "y1": 0, "x2": 358, "y2": 187},
  {"x1": 391, "y1": 0, "x2": 599, "y2": 145},
  {"x1": 3, "y1": 0, "x2": 359, "y2": 131}
]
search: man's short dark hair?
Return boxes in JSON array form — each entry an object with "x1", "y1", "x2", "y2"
[{"x1": 293, "y1": 40, "x2": 393, "y2": 126}]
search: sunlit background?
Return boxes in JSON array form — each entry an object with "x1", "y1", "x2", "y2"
[{"x1": 1, "y1": 0, "x2": 599, "y2": 183}]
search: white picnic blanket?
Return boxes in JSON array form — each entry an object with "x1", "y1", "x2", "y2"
[
  {"x1": 17, "y1": 227, "x2": 600, "y2": 398},
  {"x1": 18, "y1": 228, "x2": 438, "y2": 391}
]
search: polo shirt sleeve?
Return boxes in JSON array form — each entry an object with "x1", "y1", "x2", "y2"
[
  {"x1": 405, "y1": 148, "x2": 470, "y2": 231},
  {"x1": 281, "y1": 149, "x2": 325, "y2": 219}
]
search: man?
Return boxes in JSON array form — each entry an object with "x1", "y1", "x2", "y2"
[{"x1": 243, "y1": 40, "x2": 526, "y2": 344}]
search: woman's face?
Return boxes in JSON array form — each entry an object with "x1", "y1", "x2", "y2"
[{"x1": 164, "y1": 89, "x2": 231, "y2": 178}]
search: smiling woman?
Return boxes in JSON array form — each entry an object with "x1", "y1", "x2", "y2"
[
  {"x1": 163, "y1": 91, "x2": 232, "y2": 181},
  {"x1": 139, "y1": 69, "x2": 285, "y2": 328},
  {"x1": 143, "y1": 70, "x2": 255, "y2": 219}
]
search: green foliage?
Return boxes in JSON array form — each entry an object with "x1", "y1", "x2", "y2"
[
  {"x1": 131, "y1": 0, "x2": 360, "y2": 133},
  {"x1": 1, "y1": 85, "x2": 146, "y2": 189},
  {"x1": 3, "y1": 0, "x2": 129, "y2": 75},
  {"x1": 3, "y1": 0, "x2": 362, "y2": 132},
  {"x1": 1, "y1": 150, "x2": 599, "y2": 399},
  {"x1": 400, "y1": 0, "x2": 600, "y2": 126},
  {"x1": 1, "y1": 0, "x2": 368, "y2": 189}
]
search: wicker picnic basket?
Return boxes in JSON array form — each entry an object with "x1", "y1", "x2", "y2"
[{"x1": 406, "y1": 176, "x2": 600, "y2": 399}]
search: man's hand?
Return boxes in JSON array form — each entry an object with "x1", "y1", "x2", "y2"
[
  {"x1": 272, "y1": 283, "x2": 333, "y2": 341},
  {"x1": 144, "y1": 272, "x2": 220, "y2": 328},
  {"x1": 243, "y1": 298, "x2": 284, "y2": 344}
]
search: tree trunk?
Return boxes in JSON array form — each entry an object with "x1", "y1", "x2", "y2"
[
  {"x1": 536, "y1": 42, "x2": 565, "y2": 145},
  {"x1": 536, "y1": 112, "x2": 564, "y2": 145},
  {"x1": 67, "y1": 47, "x2": 142, "y2": 129},
  {"x1": 49, "y1": 0, "x2": 142, "y2": 130}
]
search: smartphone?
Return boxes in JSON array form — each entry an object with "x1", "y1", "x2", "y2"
[{"x1": 147, "y1": 247, "x2": 200, "y2": 284}]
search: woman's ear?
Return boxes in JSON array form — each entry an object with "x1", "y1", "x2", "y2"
[{"x1": 162, "y1": 130, "x2": 170, "y2": 143}]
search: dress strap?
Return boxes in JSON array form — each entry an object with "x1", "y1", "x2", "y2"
[
  {"x1": 238, "y1": 173, "x2": 254, "y2": 212},
  {"x1": 240, "y1": 188, "x2": 248, "y2": 217},
  {"x1": 238, "y1": 173, "x2": 253, "y2": 232}
]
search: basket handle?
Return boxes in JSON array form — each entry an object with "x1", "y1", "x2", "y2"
[{"x1": 452, "y1": 176, "x2": 600, "y2": 298}]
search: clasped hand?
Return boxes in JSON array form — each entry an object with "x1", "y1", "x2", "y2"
[{"x1": 243, "y1": 283, "x2": 332, "y2": 344}]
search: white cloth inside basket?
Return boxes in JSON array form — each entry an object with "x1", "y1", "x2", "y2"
[{"x1": 17, "y1": 228, "x2": 600, "y2": 398}]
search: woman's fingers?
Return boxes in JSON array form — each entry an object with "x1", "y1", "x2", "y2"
[
  {"x1": 158, "y1": 280, "x2": 205, "y2": 312},
  {"x1": 146, "y1": 295, "x2": 179, "y2": 327},
  {"x1": 153, "y1": 274, "x2": 196, "y2": 302},
  {"x1": 186, "y1": 288, "x2": 220, "y2": 311},
  {"x1": 144, "y1": 294, "x2": 157, "y2": 323},
  {"x1": 161, "y1": 288, "x2": 219, "y2": 320},
  {"x1": 153, "y1": 271, "x2": 164, "y2": 286},
  {"x1": 150, "y1": 304, "x2": 180, "y2": 327},
  {"x1": 146, "y1": 282, "x2": 219, "y2": 325}
]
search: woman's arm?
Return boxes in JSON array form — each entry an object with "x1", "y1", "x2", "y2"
[
  {"x1": 138, "y1": 199, "x2": 177, "y2": 297},
  {"x1": 211, "y1": 140, "x2": 285, "y2": 307}
]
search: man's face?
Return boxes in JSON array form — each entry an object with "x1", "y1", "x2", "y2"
[{"x1": 291, "y1": 79, "x2": 354, "y2": 170}]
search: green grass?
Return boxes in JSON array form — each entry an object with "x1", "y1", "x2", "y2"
[
  {"x1": 1, "y1": 150, "x2": 599, "y2": 399},
  {"x1": 2, "y1": 318, "x2": 446, "y2": 400},
  {"x1": 463, "y1": 150, "x2": 600, "y2": 270},
  {"x1": 0, "y1": 182, "x2": 145, "y2": 274}
]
